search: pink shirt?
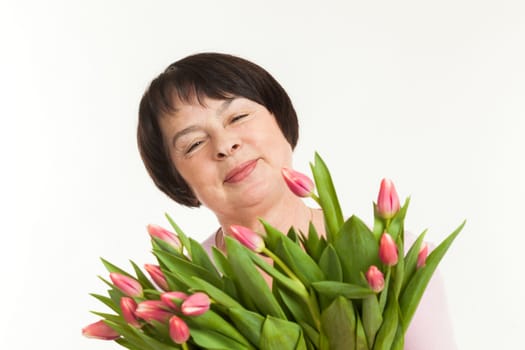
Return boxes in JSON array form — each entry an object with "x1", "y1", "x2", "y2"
[{"x1": 201, "y1": 232, "x2": 457, "y2": 349}]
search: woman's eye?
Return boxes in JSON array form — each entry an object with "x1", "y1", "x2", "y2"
[
  {"x1": 186, "y1": 141, "x2": 203, "y2": 154},
  {"x1": 231, "y1": 114, "x2": 248, "y2": 123}
]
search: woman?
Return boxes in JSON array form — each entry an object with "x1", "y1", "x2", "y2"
[
  {"x1": 137, "y1": 52, "x2": 456, "y2": 349},
  {"x1": 137, "y1": 52, "x2": 325, "y2": 251}
]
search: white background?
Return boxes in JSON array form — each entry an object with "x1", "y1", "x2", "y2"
[{"x1": 1, "y1": 1, "x2": 523, "y2": 349}]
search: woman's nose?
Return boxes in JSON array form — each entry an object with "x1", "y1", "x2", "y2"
[{"x1": 214, "y1": 137, "x2": 241, "y2": 160}]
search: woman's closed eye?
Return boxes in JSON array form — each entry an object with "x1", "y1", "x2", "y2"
[
  {"x1": 230, "y1": 114, "x2": 249, "y2": 123},
  {"x1": 186, "y1": 140, "x2": 204, "y2": 154}
]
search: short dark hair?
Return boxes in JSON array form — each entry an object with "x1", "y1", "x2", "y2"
[{"x1": 137, "y1": 52, "x2": 299, "y2": 207}]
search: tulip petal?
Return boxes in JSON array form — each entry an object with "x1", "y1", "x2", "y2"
[
  {"x1": 82, "y1": 320, "x2": 120, "y2": 340},
  {"x1": 181, "y1": 292, "x2": 211, "y2": 316}
]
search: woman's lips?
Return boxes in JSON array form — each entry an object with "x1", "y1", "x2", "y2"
[{"x1": 224, "y1": 159, "x2": 258, "y2": 183}]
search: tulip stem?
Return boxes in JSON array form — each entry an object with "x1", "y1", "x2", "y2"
[
  {"x1": 262, "y1": 248, "x2": 303, "y2": 284},
  {"x1": 182, "y1": 342, "x2": 189, "y2": 350},
  {"x1": 310, "y1": 193, "x2": 321, "y2": 207},
  {"x1": 385, "y1": 218, "x2": 391, "y2": 231}
]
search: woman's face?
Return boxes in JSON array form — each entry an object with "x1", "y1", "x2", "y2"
[{"x1": 159, "y1": 96, "x2": 293, "y2": 216}]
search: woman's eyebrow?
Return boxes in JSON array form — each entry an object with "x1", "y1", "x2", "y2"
[
  {"x1": 171, "y1": 125, "x2": 200, "y2": 147},
  {"x1": 216, "y1": 98, "x2": 236, "y2": 115}
]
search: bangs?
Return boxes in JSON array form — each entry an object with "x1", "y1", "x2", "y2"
[{"x1": 147, "y1": 67, "x2": 235, "y2": 118}]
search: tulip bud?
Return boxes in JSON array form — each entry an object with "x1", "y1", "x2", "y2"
[
  {"x1": 377, "y1": 178, "x2": 400, "y2": 219},
  {"x1": 417, "y1": 243, "x2": 429, "y2": 268},
  {"x1": 82, "y1": 320, "x2": 120, "y2": 340},
  {"x1": 379, "y1": 232, "x2": 398, "y2": 266},
  {"x1": 169, "y1": 315, "x2": 190, "y2": 344},
  {"x1": 109, "y1": 273, "x2": 143, "y2": 297},
  {"x1": 281, "y1": 168, "x2": 314, "y2": 197},
  {"x1": 365, "y1": 265, "x2": 385, "y2": 293},
  {"x1": 229, "y1": 225, "x2": 265, "y2": 253},
  {"x1": 144, "y1": 264, "x2": 169, "y2": 291},
  {"x1": 161, "y1": 291, "x2": 189, "y2": 311},
  {"x1": 135, "y1": 300, "x2": 173, "y2": 323},
  {"x1": 147, "y1": 224, "x2": 181, "y2": 250},
  {"x1": 181, "y1": 292, "x2": 211, "y2": 316},
  {"x1": 120, "y1": 297, "x2": 141, "y2": 328}
]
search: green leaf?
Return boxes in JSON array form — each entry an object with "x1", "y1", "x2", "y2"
[
  {"x1": 153, "y1": 249, "x2": 222, "y2": 288},
  {"x1": 355, "y1": 314, "x2": 369, "y2": 350},
  {"x1": 299, "y1": 321, "x2": 320, "y2": 349},
  {"x1": 130, "y1": 260, "x2": 156, "y2": 290},
  {"x1": 378, "y1": 268, "x2": 391, "y2": 313},
  {"x1": 402, "y1": 229, "x2": 428, "y2": 290},
  {"x1": 260, "y1": 316, "x2": 306, "y2": 350},
  {"x1": 276, "y1": 286, "x2": 319, "y2": 331},
  {"x1": 164, "y1": 213, "x2": 192, "y2": 256},
  {"x1": 373, "y1": 289, "x2": 399, "y2": 350},
  {"x1": 185, "y1": 310, "x2": 254, "y2": 349},
  {"x1": 273, "y1": 235, "x2": 325, "y2": 288},
  {"x1": 318, "y1": 244, "x2": 343, "y2": 282},
  {"x1": 301, "y1": 222, "x2": 327, "y2": 263},
  {"x1": 169, "y1": 273, "x2": 243, "y2": 310},
  {"x1": 399, "y1": 220, "x2": 465, "y2": 331},
  {"x1": 225, "y1": 237, "x2": 286, "y2": 318},
  {"x1": 362, "y1": 295, "x2": 382, "y2": 348},
  {"x1": 391, "y1": 325, "x2": 405, "y2": 350},
  {"x1": 248, "y1": 249, "x2": 308, "y2": 298},
  {"x1": 212, "y1": 247, "x2": 233, "y2": 277},
  {"x1": 189, "y1": 328, "x2": 249, "y2": 350},
  {"x1": 259, "y1": 218, "x2": 284, "y2": 252},
  {"x1": 286, "y1": 227, "x2": 301, "y2": 243},
  {"x1": 228, "y1": 307, "x2": 265, "y2": 347},
  {"x1": 372, "y1": 203, "x2": 385, "y2": 240},
  {"x1": 90, "y1": 293, "x2": 119, "y2": 313},
  {"x1": 312, "y1": 281, "x2": 374, "y2": 299},
  {"x1": 310, "y1": 153, "x2": 344, "y2": 242},
  {"x1": 392, "y1": 234, "x2": 405, "y2": 299},
  {"x1": 100, "y1": 258, "x2": 133, "y2": 277},
  {"x1": 189, "y1": 238, "x2": 221, "y2": 279},
  {"x1": 386, "y1": 197, "x2": 410, "y2": 242},
  {"x1": 321, "y1": 296, "x2": 356, "y2": 350},
  {"x1": 334, "y1": 216, "x2": 380, "y2": 284}
]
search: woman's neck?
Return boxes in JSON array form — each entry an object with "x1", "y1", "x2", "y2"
[{"x1": 215, "y1": 194, "x2": 325, "y2": 250}]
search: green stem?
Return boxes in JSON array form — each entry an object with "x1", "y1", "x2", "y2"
[
  {"x1": 182, "y1": 342, "x2": 189, "y2": 350},
  {"x1": 310, "y1": 193, "x2": 321, "y2": 207},
  {"x1": 385, "y1": 218, "x2": 391, "y2": 232},
  {"x1": 262, "y1": 248, "x2": 302, "y2": 284},
  {"x1": 262, "y1": 247, "x2": 321, "y2": 330}
]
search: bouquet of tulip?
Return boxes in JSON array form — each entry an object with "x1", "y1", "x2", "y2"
[{"x1": 83, "y1": 154, "x2": 464, "y2": 350}]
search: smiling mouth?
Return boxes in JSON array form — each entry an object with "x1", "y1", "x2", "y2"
[{"x1": 224, "y1": 159, "x2": 259, "y2": 184}]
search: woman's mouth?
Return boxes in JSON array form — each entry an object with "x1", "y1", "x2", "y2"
[{"x1": 224, "y1": 159, "x2": 259, "y2": 184}]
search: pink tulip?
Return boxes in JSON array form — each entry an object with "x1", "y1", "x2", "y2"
[
  {"x1": 109, "y1": 273, "x2": 143, "y2": 297},
  {"x1": 135, "y1": 300, "x2": 173, "y2": 323},
  {"x1": 144, "y1": 264, "x2": 170, "y2": 291},
  {"x1": 82, "y1": 320, "x2": 119, "y2": 340},
  {"x1": 120, "y1": 297, "x2": 141, "y2": 328},
  {"x1": 379, "y1": 232, "x2": 398, "y2": 266},
  {"x1": 169, "y1": 315, "x2": 190, "y2": 344},
  {"x1": 365, "y1": 265, "x2": 385, "y2": 293},
  {"x1": 147, "y1": 224, "x2": 181, "y2": 250},
  {"x1": 161, "y1": 291, "x2": 189, "y2": 311},
  {"x1": 281, "y1": 168, "x2": 314, "y2": 197},
  {"x1": 229, "y1": 225, "x2": 265, "y2": 253},
  {"x1": 417, "y1": 243, "x2": 429, "y2": 268},
  {"x1": 181, "y1": 292, "x2": 211, "y2": 316},
  {"x1": 377, "y1": 178, "x2": 400, "y2": 219}
]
